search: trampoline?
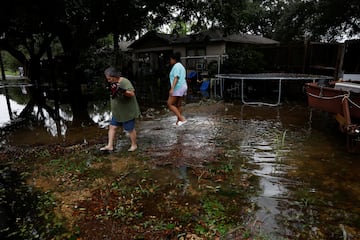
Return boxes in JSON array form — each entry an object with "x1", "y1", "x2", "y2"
[{"x1": 215, "y1": 73, "x2": 334, "y2": 106}]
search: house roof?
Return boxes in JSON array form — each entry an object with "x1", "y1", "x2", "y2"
[
  {"x1": 172, "y1": 30, "x2": 279, "y2": 45},
  {"x1": 224, "y1": 33, "x2": 279, "y2": 45},
  {"x1": 128, "y1": 29, "x2": 279, "y2": 50},
  {"x1": 128, "y1": 31, "x2": 177, "y2": 49}
]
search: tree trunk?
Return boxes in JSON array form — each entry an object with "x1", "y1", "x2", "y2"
[{"x1": 66, "y1": 53, "x2": 94, "y2": 127}]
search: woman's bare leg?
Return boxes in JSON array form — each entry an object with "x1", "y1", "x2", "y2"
[
  {"x1": 167, "y1": 96, "x2": 185, "y2": 122},
  {"x1": 177, "y1": 97, "x2": 184, "y2": 115},
  {"x1": 128, "y1": 129, "x2": 137, "y2": 151},
  {"x1": 101, "y1": 124, "x2": 118, "y2": 150}
]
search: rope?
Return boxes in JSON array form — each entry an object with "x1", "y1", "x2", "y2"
[
  {"x1": 348, "y1": 97, "x2": 360, "y2": 110},
  {"x1": 307, "y1": 92, "x2": 348, "y2": 100},
  {"x1": 307, "y1": 90, "x2": 360, "y2": 110},
  {"x1": 341, "y1": 93, "x2": 350, "y2": 103}
]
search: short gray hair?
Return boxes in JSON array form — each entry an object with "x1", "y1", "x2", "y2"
[{"x1": 104, "y1": 66, "x2": 122, "y2": 77}]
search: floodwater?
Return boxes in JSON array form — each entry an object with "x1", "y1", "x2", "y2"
[
  {"x1": 138, "y1": 103, "x2": 360, "y2": 239},
  {"x1": 1, "y1": 84, "x2": 360, "y2": 239}
]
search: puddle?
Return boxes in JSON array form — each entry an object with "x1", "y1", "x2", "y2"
[{"x1": 127, "y1": 102, "x2": 359, "y2": 238}]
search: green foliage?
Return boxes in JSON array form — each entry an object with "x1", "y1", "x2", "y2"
[
  {"x1": 107, "y1": 202, "x2": 144, "y2": 221},
  {"x1": 167, "y1": 21, "x2": 192, "y2": 35},
  {"x1": 195, "y1": 198, "x2": 232, "y2": 238},
  {"x1": 0, "y1": 0, "x2": 181, "y2": 87},
  {"x1": 35, "y1": 149, "x2": 51, "y2": 159},
  {"x1": 99, "y1": 177, "x2": 162, "y2": 223},
  {"x1": 273, "y1": 0, "x2": 360, "y2": 41},
  {"x1": 222, "y1": 160, "x2": 234, "y2": 174},
  {"x1": 47, "y1": 152, "x2": 104, "y2": 178},
  {"x1": 274, "y1": 130, "x2": 287, "y2": 163},
  {"x1": 0, "y1": 51, "x2": 21, "y2": 73},
  {"x1": 0, "y1": 165, "x2": 75, "y2": 239},
  {"x1": 48, "y1": 157, "x2": 88, "y2": 175},
  {"x1": 5, "y1": 86, "x2": 31, "y2": 105},
  {"x1": 1, "y1": 0, "x2": 357, "y2": 92},
  {"x1": 225, "y1": 47, "x2": 265, "y2": 73}
]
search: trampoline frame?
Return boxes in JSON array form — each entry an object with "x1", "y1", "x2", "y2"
[{"x1": 215, "y1": 73, "x2": 334, "y2": 106}]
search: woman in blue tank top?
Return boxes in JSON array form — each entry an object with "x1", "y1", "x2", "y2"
[{"x1": 168, "y1": 53, "x2": 188, "y2": 126}]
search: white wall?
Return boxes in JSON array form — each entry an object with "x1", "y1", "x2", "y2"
[{"x1": 206, "y1": 43, "x2": 226, "y2": 56}]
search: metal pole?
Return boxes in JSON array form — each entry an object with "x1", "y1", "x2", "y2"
[
  {"x1": 0, "y1": 50, "x2": 13, "y2": 120},
  {"x1": 0, "y1": 50, "x2": 6, "y2": 80},
  {"x1": 277, "y1": 79, "x2": 282, "y2": 105},
  {"x1": 241, "y1": 79, "x2": 245, "y2": 104}
]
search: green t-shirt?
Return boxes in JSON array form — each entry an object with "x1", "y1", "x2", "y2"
[{"x1": 110, "y1": 78, "x2": 141, "y2": 122}]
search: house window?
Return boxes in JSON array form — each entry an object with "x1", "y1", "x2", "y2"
[
  {"x1": 186, "y1": 48, "x2": 206, "y2": 57},
  {"x1": 137, "y1": 51, "x2": 173, "y2": 77},
  {"x1": 138, "y1": 53, "x2": 151, "y2": 75},
  {"x1": 186, "y1": 48, "x2": 206, "y2": 70}
]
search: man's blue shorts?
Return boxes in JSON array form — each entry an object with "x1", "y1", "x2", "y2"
[{"x1": 110, "y1": 117, "x2": 135, "y2": 132}]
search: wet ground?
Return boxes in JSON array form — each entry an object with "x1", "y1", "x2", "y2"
[{"x1": 1, "y1": 90, "x2": 360, "y2": 239}]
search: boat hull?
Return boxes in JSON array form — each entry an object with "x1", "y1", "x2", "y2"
[{"x1": 305, "y1": 82, "x2": 360, "y2": 119}]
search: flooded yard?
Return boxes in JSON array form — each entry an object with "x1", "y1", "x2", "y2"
[{"x1": 1, "y1": 90, "x2": 360, "y2": 239}]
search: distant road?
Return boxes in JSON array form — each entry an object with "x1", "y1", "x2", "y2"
[
  {"x1": 0, "y1": 75, "x2": 29, "y2": 81},
  {"x1": 0, "y1": 76, "x2": 32, "y2": 88}
]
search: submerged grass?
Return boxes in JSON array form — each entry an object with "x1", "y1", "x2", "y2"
[
  {"x1": 4, "y1": 101, "x2": 358, "y2": 239},
  {"x1": 0, "y1": 164, "x2": 78, "y2": 240},
  {"x1": 0, "y1": 141, "x2": 258, "y2": 239}
]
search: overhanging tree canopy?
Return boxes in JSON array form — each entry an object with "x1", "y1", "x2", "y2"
[
  {"x1": 1, "y1": 0, "x2": 359, "y2": 74},
  {"x1": 272, "y1": 0, "x2": 360, "y2": 42}
]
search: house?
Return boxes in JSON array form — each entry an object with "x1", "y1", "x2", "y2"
[
  {"x1": 127, "y1": 30, "x2": 280, "y2": 79},
  {"x1": 127, "y1": 31, "x2": 176, "y2": 78},
  {"x1": 127, "y1": 30, "x2": 360, "y2": 102}
]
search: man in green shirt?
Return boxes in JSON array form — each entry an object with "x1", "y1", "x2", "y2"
[{"x1": 100, "y1": 66, "x2": 141, "y2": 152}]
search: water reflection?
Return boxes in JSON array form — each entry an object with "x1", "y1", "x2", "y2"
[
  {"x1": 136, "y1": 103, "x2": 328, "y2": 239},
  {"x1": 221, "y1": 112, "x2": 293, "y2": 237},
  {"x1": 0, "y1": 84, "x2": 113, "y2": 146},
  {"x1": 32, "y1": 105, "x2": 71, "y2": 137},
  {"x1": 137, "y1": 105, "x2": 310, "y2": 237},
  {"x1": 223, "y1": 103, "x2": 360, "y2": 238},
  {"x1": 0, "y1": 93, "x2": 25, "y2": 126},
  {"x1": 138, "y1": 115, "x2": 219, "y2": 165}
]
